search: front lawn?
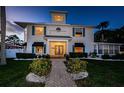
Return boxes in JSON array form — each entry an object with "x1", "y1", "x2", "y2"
[
  {"x1": 75, "y1": 59, "x2": 124, "y2": 87},
  {"x1": 0, "y1": 59, "x2": 45, "y2": 87}
]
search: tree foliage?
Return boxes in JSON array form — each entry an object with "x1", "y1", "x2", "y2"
[
  {"x1": 95, "y1": 25, "x2": 124, "y2": 43},
  {"x1": 5, "y1": 35, "x2": 24, "y2": 45}
]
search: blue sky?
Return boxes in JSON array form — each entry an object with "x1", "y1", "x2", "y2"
[{"x1": 6, "y1": 6, "x2": 124, "y2": 29}]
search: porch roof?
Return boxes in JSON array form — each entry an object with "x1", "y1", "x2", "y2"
[
  {"x1": 45, "y1": 35, "x2": 72, "y2": 38},
  {"x1": 74, "y1": 43, "x2": 84, "y2": 47},
  {"x1": 32, "y1": 42, "x2": 44, "y2": 46}
]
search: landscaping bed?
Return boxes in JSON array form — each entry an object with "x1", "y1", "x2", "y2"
[
  {"x1": 75, "y1": 59, "x2": 124, "y2": 87},
  {"x1": 64, "y1": 59, "x2": 88, "y2": 80},
  {"x1": 26, "y1": 58, "x2": 52, "y2": 84},
  {"x1": 0, "y1": 59, "x2": 45, "y2": 87}
]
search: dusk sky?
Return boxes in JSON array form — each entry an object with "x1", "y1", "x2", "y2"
[{"x1": 6, "y1": 6, "x2": 124, "y2": 29}]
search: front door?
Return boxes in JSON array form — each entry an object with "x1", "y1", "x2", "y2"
[
  {"x1": 55, "y1": 45, "x2": 64, "y2": 56},
  {"x1": 49, "y1": 41, "x2": 67, "y2": 57}
]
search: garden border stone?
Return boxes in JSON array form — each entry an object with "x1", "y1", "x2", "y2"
[
  {"x1": 70, "y1": 71, "x2": 88, "y2": 80},
  {"x1": 26, "y1": 73, "x2": 46, "y2": 84}
]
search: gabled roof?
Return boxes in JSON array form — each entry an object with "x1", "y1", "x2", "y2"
[
  {"x1": 50, "y1": 10, "x2": 68, "y2": 14},
  {"x1": 15, "y1": 21, "x2": 45, "y2": 28},
  {"x1": 15, "y1": 21, "x2": 95, "y2": 28}
]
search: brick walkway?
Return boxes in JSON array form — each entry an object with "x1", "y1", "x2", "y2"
[{"x1": 45, "y1": 59, "x2": 77, "y2": 87}]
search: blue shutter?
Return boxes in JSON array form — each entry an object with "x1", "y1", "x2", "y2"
[
  {"x1": 44, "y1": 26, "x2": 46, "y2": 36},
  {"x1": 83, "y1": 28, "x2": 85, "y2": 37},
  {"x1": 73, "y1": 28, "x2": 75, "y2": 36},
  {"x1": 32, "y1": 46, "x2": 34, "y2": 53},
  {"x1": 83, "y1": 45, "x2": 85, "y2": 52},
  {"x1": 44, "y1": 44, "x2": 46, "y2": 54},
  {"x1": 73, "y1": 45, "x2": 75, "y2": 52},
  {"x1": 32, "y1": 26, "x2": 35, "y2": 35}
]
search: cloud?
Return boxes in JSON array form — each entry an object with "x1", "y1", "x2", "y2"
[{"x1": 6, "y1": 21, "x2": 24, "y2": 40}]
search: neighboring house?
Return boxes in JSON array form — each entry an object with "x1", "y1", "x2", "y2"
[
  {"x1": 93, "y1": 42, "x2": 124, "y2": 56},
  {"x1": 15, "y1": 11, "x2": 94, "y2": 57},
  {"x1": 15, "y1": 10, "x2": 124, "y2": 57},
  {"x1": 0, "y1": 21, "x2": 24, "y2": 58}
]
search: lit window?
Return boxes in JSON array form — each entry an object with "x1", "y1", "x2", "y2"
[
  {"x1": 35, "y1": 26, "x2": 44, "y2": 35},
  {"x1": 75, "y1": 47, "x2": 83, "y2": 53},
  {"x1": 54, "y1": 15, "x2": 64, "y2": 22},
  {"x1": 75, "y1": 32, "x2": 82, "y2": 37},
  {"x1": 35, "y1": 46, "x2": 43, "y2": 54},
  {"x1": 74, "y1": 28, "x2": 83, "y2": 37}
]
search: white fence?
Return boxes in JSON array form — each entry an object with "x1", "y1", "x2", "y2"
[{"x1": 6, "y1": 49, "x2": 24, "y2": 58}]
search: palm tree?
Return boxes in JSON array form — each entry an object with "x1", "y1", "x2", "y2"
[
  {"x1": 0, "y1": 6, "x2": 6, "y2": 65},
  {"x1": 96, "y1": 21, "x2": 109, "y2": 41}
]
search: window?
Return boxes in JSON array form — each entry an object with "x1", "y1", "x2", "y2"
[
  {"x1": 94, "y1": 45, "x2": 97, "y2": 53},
  {"x1": 74, "y1": 47, "x2": 83, "y2": 53},
  {"x1": 74, "y1": 28, "x2": 83, "y2": 37},
  {"x1": 109, "y1": 45, "x2": 114, "y2": 54},
  {"x1": 53, "y1": 15, "x2": 64, "y2": 22},
  {"x1": 35, "y1": 26, "x2": 44, "y2": 36},
  {"x1": 35, "y1": 46, "x2": 43, "y2": 54},
  {"x1": 115, "y1": 45, "x2": 119, "y2": 54},
  {"x1": 104, "y1": 45, "x2": 109, "y2": 54},
  {"x1": 75, "y1": 32, "x2": 82, "y2": 37},
  {"x1": 98, "y1": 44, "x2": 103, "y2": 54},
  {"x1": 56, "y1": 27, "x2": 61, "y2": 31}
]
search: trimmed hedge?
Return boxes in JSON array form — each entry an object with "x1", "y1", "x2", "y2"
[
  {"x1": 16, "y1": 53, "x2": 37, "y2": 59},
  {"x1": 101, "y1": 55, "x2": 110, "y2": 59},
  {"x1": 101, "y1": 54, "x2": 124, "y2": 59},
  {"x1": 69, "y1": 52, "x2": 88, "y2": 58},
  {"x1": 111, "y1": 54, "x2": 124, "y2": 59},
  {"x1": 42, "y1": 54, "x2": 50, "y2": 59}
]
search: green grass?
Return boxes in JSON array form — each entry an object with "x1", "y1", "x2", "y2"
[
  {"x1": 75, "y1": 59, "x2": 124, "y2": 87},
  {"x1": 0, "y1": 59, "x2": 45, "y2": 87}
]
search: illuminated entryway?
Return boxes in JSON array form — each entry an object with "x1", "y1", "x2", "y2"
[{"x1": 49, "y1": 41, "x2": 67, "y2": 57}]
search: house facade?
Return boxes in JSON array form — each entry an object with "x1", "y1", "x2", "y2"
[
  {"x1": 15, "y1": 10, "x2": 124, "y2": 57},
  {"x1": 16, "y1": 11, "x2": 94, "y2": 57}
]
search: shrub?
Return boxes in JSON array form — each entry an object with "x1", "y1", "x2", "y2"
[
  {"x1": 16, "y1": 53, "x2": 37, "y2": 59},
  {"x1": 111, "y1": 54, "x2": 124, "y2": 59},
  {"x1": 64, "y1": 54, "x2": 70, "y2": 60},
  {"x1": 89, "y1": 52, "x2": 97, "y2": 58},
  {"x1": 101, "y1": 54, "x2": 110, "y2": 59},
  {"x1": 69, "y1": 52, "x2": 88, "y2": 58},
  {"x1": 67, "y1": 58, "x2": 88, "y2": 73},
  {"x1": 29, "y1": 58, "x2": 52, "y2": 76},
  {"x1": 42, "y1": 54, "x2": 50, "y2": 59}
]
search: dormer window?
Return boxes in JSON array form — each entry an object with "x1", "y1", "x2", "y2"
[
  {"x1": 54, "y1": 15, "x2": 64, "y2": 22},
  {"x1": 56, "y1": 27, "x2": 61, "y2": 31},
  {"x1": 51, "y1": 11, "x2": 67, "y2": 24}
]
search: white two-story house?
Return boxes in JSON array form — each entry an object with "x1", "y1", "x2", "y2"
[{"x1": 15, "y1": 10, "x2": 95, "y2": 57}]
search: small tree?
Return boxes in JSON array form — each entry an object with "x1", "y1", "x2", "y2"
[
  {"x1": 5, "y1": 35, "x2": 24, "y2": 46},
  {"x1": 96, "y1": 21, "x2": 109, "y2": 41},
  {"x1": 0, "y1": 6, "x2": 6, "y2": 65}
]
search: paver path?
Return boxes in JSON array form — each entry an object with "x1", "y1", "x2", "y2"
[{"x1": 45, "y1": 59, "x2": 77, "y2": 87}]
